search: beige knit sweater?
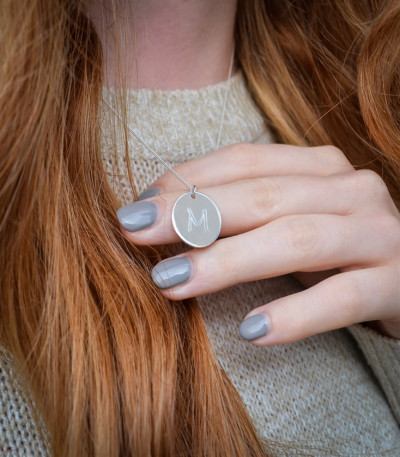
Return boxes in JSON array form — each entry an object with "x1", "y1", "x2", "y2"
[{"x1": 1, "y1": 73, "x2": 399, "y2": 456}]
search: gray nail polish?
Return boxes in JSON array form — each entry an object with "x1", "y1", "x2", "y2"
[
  {"x1": 117, "y1": 201, "x2": 157, "y2": 232},
  {"x1": 239, "y1": 314, "x2": 269, "y2": 341},
  {"x1": 152, "y1": 257, "x2": 191, "y2": 289},
  {"x1": 138, "y1": 187, "x2": 160, "y2": 201}
]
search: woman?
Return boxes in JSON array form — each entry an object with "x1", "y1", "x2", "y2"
[{"x1": 0, "y1": 0, "x2": 399, "y2": 456}]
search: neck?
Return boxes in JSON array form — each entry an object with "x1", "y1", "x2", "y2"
[{"x1": 86, "y1": 0, "x2": 237, "y2": 90}]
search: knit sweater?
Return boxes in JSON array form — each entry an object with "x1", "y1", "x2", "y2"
[{"x1": 1, "y1": 73, "x2": 399, "y2": 456}]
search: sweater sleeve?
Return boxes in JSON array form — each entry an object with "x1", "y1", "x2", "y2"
[
  {"x1": 0, "y1": 348, "x2": 50, "y2": 457},
  {"x1": 347, "y1": 325, "x2": 400, "y2": 425}
]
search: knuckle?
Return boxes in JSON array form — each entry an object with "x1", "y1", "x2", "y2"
[
  {"x1": 316, "y1": 145, "x2": 351, "y2": 171},
  {"x1": 376, "y1": 214, "x2": 400, "y2": 249},
  {"x1": 228, "y1": 143, "x2": 260, "y2": 171},
  {"x1": 283, "y1": 216, "x2": 320, "y2": 258},
  {"x1": 247, "y1": 178, "x2": 281, "y2": 221},
  {"x1": 354, "y1": 169, "x2": 388, "y2": 198},
  {"x1": 216, "y1": 248, "x2": 240, "y2": 284}
]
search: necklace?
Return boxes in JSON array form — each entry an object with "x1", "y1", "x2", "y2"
[{"x1": 103, "y1": 47, "x2": 235, "y2": 248}]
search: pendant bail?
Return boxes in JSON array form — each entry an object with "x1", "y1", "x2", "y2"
[{"x1": 190, "y1": 185, "x2": 197, "y2": 199}]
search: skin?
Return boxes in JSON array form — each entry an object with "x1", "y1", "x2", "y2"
[
  {"x1": 88, "y1": 0, "x2": 400, "y2": 344},
  {"x1": 123, "y1": 144, "x2": 400, "y2": 344},
  {"x1": 86, "y1": 0, "x2": 236, "y2": 89}
]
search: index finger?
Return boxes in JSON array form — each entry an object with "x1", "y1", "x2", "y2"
[{"x1": 149, "y1": 143, "x2": 352, "y2": 194}]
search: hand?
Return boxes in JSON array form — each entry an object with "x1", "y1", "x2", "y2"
[{"x1": 118, "y1": 143, "x2": 400, "y2": 344}]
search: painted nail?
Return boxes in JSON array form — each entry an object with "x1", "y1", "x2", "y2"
[
  {"x1": 138, "y1": 187, "x2": 161, "y2": 201},
  {"x1": 239, "y1": 314, "x2": 269, "y2": 341},
  {"x1": 117, "y1": 201, "x2": 157, "y2": 232},
  {"x1": 152, "y1": 257, "x2": 191, "y2": 289}
]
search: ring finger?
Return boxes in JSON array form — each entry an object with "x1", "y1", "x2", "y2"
[{"x1": 152, "y1": 213, "x2": 394, "y2": 299}]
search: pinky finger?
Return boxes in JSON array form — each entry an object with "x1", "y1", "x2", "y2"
[{"x1": 240, "y1": 266, "x2": 396, "y2": 346}]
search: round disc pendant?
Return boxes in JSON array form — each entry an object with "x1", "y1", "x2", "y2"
[{"x1": 172, "y1": 191, "x2": 222, "y2": 248}]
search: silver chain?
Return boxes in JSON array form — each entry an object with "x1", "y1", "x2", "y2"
[{"x1": 103, "y1": 46, "x2": 235, "y2": 194}]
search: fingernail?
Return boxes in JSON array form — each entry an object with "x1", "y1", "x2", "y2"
[
  {"x1": 152, "y1": 257, "x2": 191, "y2": 289},
  {"x1": 117, "y1": 201, "x2": 157, "y2": 232},
  {"x1": 239, "y1": 314, "x2": 269, "y2": 341},
  {"x1": 138, "y1": 187, "x2": 161, "y2": 201}
]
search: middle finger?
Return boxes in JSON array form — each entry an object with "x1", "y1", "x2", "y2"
[{"x1": 120, "y1": 172, "x2": 386, "y2": 246}]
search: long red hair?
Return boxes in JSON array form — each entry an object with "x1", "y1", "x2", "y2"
[{"x1": 0, "y1": 0, "x2": 399, "y2": 455}]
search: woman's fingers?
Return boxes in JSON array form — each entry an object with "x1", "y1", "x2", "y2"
[
  {"x1": 119, "y1": 142, "x2": 400, "y2": 343},
  {"x1": 147, "y1": 143, "x2": 352, "y2": 194},
  {"x1": 240, "y1": 266, "x2": 400, "y2": 345},
  {"x1": 151, "y1": 213, "x2": 397, "y2": 300},
  {"x1": 120, "y1": 171, "x2": 393, "y2": 246}
]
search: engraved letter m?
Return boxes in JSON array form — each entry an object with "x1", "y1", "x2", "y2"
[{"x1": 187, "y1": 207, "x2": 209, "y2": 233}]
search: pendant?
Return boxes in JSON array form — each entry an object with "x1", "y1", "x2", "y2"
[{"x1": 172, "y1": 191, "x2": 221, "y2": 248}]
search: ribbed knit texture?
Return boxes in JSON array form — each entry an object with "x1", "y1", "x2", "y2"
[
  {"x1": 0, "y1": 349, "x2": 50, "y2": 456},
  {"x1": 1, "y1": 73, "x2": 399, "y2": 456}
]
